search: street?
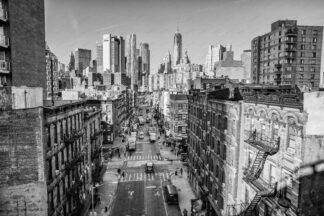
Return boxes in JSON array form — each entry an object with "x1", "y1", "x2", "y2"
[{"x1": 108, "y1": 106, "x2": 182, "y2": 216}]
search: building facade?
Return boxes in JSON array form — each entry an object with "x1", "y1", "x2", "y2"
[
  {"x1": 74, "y1": 49, "x2": 91, "y2": 77},
  {"x1": 0, "y1": 0, "x2": 46, "y2": 93},
  {"x1": 102, "y1": 34, "x2": 126, "y2": 74},
  {"x1": 126, "y1": 34, "x2": 138, "y2": 89},
  {"x1": 46, "y1": 45, "x2": 59, "y2": 100},
  {"x1": 205, "y1": 45, "x2": 226, "y2": 77},
  {"x1": 173, "y1": 28, "x2": 182, "y2": 66},
  {"x1": 251, "y1": 20, "x2": 323, "y2": 90},
  {"x1": 169, "y1": 93, "x2": 188, "y2": 140},
  {"x1": 187, "y1": 87, "x2": 244, "y2": 216},
  {"x1": 96, "y1": 42, "x2": 103, "y2": 73}
]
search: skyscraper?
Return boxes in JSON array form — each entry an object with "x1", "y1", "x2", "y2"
[
  {"x1": 252, "y1": 20, "x2": 323, "y2": 89},
  {"x1": 96, "y1": 42, "x2": 103, "y2": 73},
  {"x1": 126, "y1": 34, "x2": 137, "y2": 89},
  {"x1": 68, "y1": 52, "x2": 75, "y2": 71},
  {"x1": 140, "y1": 43, "x2": 150, "y2": 75},
  {"x1": 205, "y1": 44, "x2": 226, "y2": 76},
  {"x1": 74, "y1": 48, "x2": 91, "y2": 77},
  {"x1": 173, "y1": 27, "x2": 182, "y2": 66},
  {"x1": 102, "y1": 34, "x2": 126, "y2": 74}
]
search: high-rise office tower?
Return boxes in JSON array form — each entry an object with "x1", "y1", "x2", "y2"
[
  {"x1": 205, "y1": 44, "x2": 226, "y2": 75},
  {"x1": 74, "y1": 48, "x2": 91, "y2": 77},
  {"x1": 126, "y1": 34, "x2": 137, "y2": 89},
  {"x1": 140, "y1": 43, "x2": 150, "y2": 75},
  {"x1": 96, "y1": 42, "x2": 103, "y2": 73},
  {"x1": 0, "y1": 0, "x2": 46, "y2": 90},
  {"x1": 103, "y1": 34, "x2": 126, "y2": 74},
  {"x1": 252, "y1": 20, "x2": 323, "y2": 89},
  {"x1": 68, "y1": 52, "x2": 75, "y2": 71},
  {"x1": 173, "y1": 27, "x2": 182, "y2": 66}
]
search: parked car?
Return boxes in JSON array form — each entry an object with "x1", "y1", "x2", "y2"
[{"x1": 163, "y1": 184, "x2": 179, "y2": 204}]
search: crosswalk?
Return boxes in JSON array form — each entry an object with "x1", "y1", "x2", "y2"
[
  {"x1": 119, "y1": 172, "x2": 170, "y2": 182},
  {"x1": 126, "y1": 154, "x2": 163, "y2": 161}
]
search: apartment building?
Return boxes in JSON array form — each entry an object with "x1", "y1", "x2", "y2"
[
  {"x1": 251, "y1": 20, "x2": 323, "y2": 90},
  {"x1": 187, "y1": 83, "x2": 324, "y2": 216},
  {"x1": 233, "y1": 87, "x2": 324, "y2": 216},
  {"x1": 187, "y1": 87, "x2": 243, "y2": 216},
  {"x1": 169, "y1": 93, "x2": 188, "y2": 141},
  {"x1": 0, "y1": 0, "x2": 46, "y2": 93}
]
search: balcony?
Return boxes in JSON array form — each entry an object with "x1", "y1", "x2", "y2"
[
  {"x1": 285, "y1": 29, "x2": 298, "y2": 36},
  {"x1": 245, "y1": 130, "x2": 280, "y2": 155},
  {"x1": 285, "y1": 38, "x2": 297, "y2": 44},
  {"x1": 0, "y1": 60, "x2": 10, "y2": 74},
  {"x1": 0, "y1": 35, "x2": 9, "y2": 47},
  {"x1": 0, "y1": 9, "x2": 8, "y2": 22},
  {"x1": 285, "y1": 46, "x2": 297, "y2": 52}
]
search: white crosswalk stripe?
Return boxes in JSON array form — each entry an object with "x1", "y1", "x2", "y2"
[
  {"x1": 126, "y1": 154, "x2": 164, "y2": 161},
  {"x1": 119, "y1": 172, "x2": 170, "y2": 182}
]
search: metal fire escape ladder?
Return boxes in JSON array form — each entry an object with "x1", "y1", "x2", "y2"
[{"x1": 244, "y1": 130, "x2": 280, "y2": 182}]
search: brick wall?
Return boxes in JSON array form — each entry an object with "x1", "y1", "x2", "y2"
[
  {"x1": 0, "y1": 107, "x2": 47, "y2": 215},
  {"x1": 8, "y1": 0, "x2": 46, "y2": 93}
]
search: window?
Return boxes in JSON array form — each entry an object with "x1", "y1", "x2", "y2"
[
  {"x1": 311, "y1": 60, "x2": 316, "y2": 64},
  {"x1": 269, "y1": 164, "x2": 276, "y2": 186},
  {"x1": 311, "y1": 67, "x2": 315, "y2": 72},
  {"x1": 299, "y1": 67, "x2": 304, "y2": 71},
  {"x1": 311, "y1": 74, "x2": 315, "y2": 79},
  {"x1": 278, "y1": 45, "x2": 281, "y2": 50},
  {"x1": 313, "y1": 38, "x2": 317, "y2": 43},
  {"x1": 300, "y1": 52, "x2": 305, "y2": 57},
  {"x1": 312, "y1": 45, "x2": 317, "y2": 50},
  {"x1": 312, "y1": 52, "x2": 317, "y2": 58},
  {"x1": 301, "y1": 45, "x2": 305, "y2": 50},
  {"x1": 279, "y1": 31, "x2": 282, "y2": 36},
  {"x1": 300, "y1": 59, "x2": 304, "y2": 65},
  {"x1": 301, "y1": 37, "x2": 306, "y2": 42},
  {"x1": 302, "y1": 29, "x2": 306, "y2": 35},
  {"x1": 300, "y1": 73, "x2": 304, "y2": 79}
]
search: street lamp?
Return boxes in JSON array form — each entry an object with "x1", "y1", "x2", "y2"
[{"x1": 90, "y1": 172, "x2": 120, "y2": 216}]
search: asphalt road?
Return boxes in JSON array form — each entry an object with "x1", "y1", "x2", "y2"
[{"x1": 109, "y1": 110, "x2": 181, "y2": 216}]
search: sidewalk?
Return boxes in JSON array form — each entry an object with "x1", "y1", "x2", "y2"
[
  {"x1": 91, "y1": 171, "x2": 119, "y2": 216},
  {"x1": 157, "y1": 132, "x2": 197, "y2": 215}
]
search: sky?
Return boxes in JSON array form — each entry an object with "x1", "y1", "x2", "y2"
[{"x1": 45, "y1": 0, "x2": 324, "y2": 73}]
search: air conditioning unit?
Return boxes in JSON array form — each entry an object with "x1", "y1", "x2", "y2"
[{"x1": 55, "y1": 170, "x2": 60, "y2": 176}]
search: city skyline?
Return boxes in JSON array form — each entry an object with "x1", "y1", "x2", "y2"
[{"x1": 45, "y1": 0, "x2": 324, "y2": 73}]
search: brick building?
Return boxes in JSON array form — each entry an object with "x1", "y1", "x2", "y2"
[
  {"x1": 0, "y1": 0, "x2": 46, "y2": 94},
  {"x1": 232, "y1": 87, "x2": 324, "y2": 216},
  {"x1": 169, "y1": 93, "x2": 188, "y2": 140},
  {"x1": 251, "y1": 20, "x2": 323, "y2": 90},
  {"x1": 0, "y1": 93, "x2": 103, "y2": 216},
  {"x1": 187, "y1": 83, "x2": 324, "y2": 216},
  {"x1": 187, "y1": 87, "x2": 244, "y2": 216},
  {"x1": 46, "y1": 44, "x2": 59, "y2": 100}
]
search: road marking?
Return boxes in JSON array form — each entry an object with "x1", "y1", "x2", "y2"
[
  {"x1": 146, "y1": 186, "x2": 157, "y2": 189},
  {"x1": 161, "y1": 179, "x2": 168, "y2": 216}
]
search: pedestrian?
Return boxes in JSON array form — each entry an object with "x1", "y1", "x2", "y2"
[
  {"x1": 180, "y1": 167, "x2": 183, "y2": 175},
  {"x1": 124, "y1": 151, "x2": 126, "y2": 158},
  {"x1": 117, "y1": 168, "x2": 121, "y2": 175},
  {"x1": 105, "y1": 206, "x2": 108, "y2": 212},
  {"x1": 122, "y1": 171, "x2": 125, "y2": 179},
  {"x1": 183, "y1": 208, "x2": 188, "y2": 216}
]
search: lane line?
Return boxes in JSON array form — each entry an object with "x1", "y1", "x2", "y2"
[{"x1": 160, "y1": 179, "x2": 169, "y2": 216}]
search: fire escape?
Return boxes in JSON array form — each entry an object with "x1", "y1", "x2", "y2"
[{"x1": 238, "y1": 130, "x2": 280, "y2": 216}]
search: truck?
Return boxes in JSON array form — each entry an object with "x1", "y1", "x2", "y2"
[
  {"x1": 128, "y1": 136, "x2": 136, "y2": 151},
  {"x1": 148, "y1": 127, "x2": 157, "y2": 143}
]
